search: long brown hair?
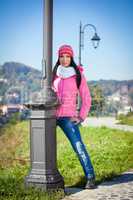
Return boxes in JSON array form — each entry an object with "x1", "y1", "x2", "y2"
[{"x1": 52, "y1": 58, "x2": 81, "y2": 89}]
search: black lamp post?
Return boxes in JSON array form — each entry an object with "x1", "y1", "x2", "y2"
[
  {"x1": 79, "y1": 21, "x2": 101, "y2": 66},
  {"x1": 77, "y1": 22, "x2": 100, "y2": 111}
]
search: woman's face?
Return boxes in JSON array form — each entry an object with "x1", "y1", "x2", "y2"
[{"x1": 59, "y1": 54, "x2": 71, "y2": 67}]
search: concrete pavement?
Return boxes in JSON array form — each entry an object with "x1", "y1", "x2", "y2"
[
  {"x1": 82, "y1": 117, "x2": 133, "y2": 132},
  {"x1": 63, "y1": 170, "x2": 133, "y2": 200}
]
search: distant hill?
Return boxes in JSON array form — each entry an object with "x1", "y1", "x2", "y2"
[
  {"x1": 89, "y1": 79, "x2": 133, "y2": 97},
  {"x1": 1, "y1": 61, "x2": 42, "y2": 82},
  {"x1": 0, "y1": 62, "x2": 42, "y2": 99}
]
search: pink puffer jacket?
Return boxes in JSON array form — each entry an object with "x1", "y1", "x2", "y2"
[{"x1": 52, "y1": 66, "x2": 91, "y2": 121}]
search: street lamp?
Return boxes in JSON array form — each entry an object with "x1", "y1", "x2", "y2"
[
  {"x1": 79, "y1": 21, "x2": 101, "y2": 65},
  {"x1": 24, "y1": 0, "x2": 64, "y2": 191},
  {"x1": 77, "y1": 22, "x2": 101, "y2": 112}
]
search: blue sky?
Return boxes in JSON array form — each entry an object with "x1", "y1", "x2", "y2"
[{"x1": 0, "y1": 0, "x2": 133, "y2": 80}]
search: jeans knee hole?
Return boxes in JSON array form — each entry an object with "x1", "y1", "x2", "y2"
[
  {"x1": 76, "y1": 141, "x2": 83, "y2": 153},
  {"x1": 72, "y1": 127, "x2": 75, "y2": 132}
]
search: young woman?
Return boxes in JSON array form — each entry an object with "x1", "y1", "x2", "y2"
[{"x1": 52, "y1": 44, "x2": 97, "y2": 189}]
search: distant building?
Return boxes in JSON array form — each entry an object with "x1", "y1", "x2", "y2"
[
  {"x1": 0, "y1": 105, "x2": 8, "y2": 115},
  {"x1": 106, "y1": 90, "x2": 131, "y2": 115},
  {"x1": 7, "y1": 104, "x2": 25, "y2": 115},
  {"x1": 118, "y1": 106, "x2": 133, "y2": 115},
  {"x1": 0, "y1": 104, "x2": 27, "y2": 116},
  {"x1": 0, "y1": 79, "x2": 7, "y2": 83}
]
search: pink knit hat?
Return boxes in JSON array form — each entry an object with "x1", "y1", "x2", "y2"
[{"x1": 58, "y1": 44, "x2": 74, "y2": 57}]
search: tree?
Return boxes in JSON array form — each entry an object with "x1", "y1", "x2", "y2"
[
  {"x1": 89, "y1": 84, "x2": 105, "y2": 116},
  {"x1": 128, "y1": 88, "x2": 133, "y2": 107}
]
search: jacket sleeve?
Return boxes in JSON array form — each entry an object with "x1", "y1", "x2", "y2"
[
  {"x1": 51, "y1": 76, "x2": 56, "y2": 92},
  {"x1": 78, "y1": 73, "x2": 92, "y2": 121}
]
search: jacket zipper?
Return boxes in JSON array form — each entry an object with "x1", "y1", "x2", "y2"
[{"x1": 60, "y1": 78, "x2": 64, "y2": 104}]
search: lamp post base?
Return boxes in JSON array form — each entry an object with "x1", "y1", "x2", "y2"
[
  {"x1": 25, "y1": 169, "x2": 64, "y2": 191},
  {"x1": 24, "y1": 107, "x2": 64, "y2": 192}
]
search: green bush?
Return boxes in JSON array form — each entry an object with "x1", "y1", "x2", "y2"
[
  {"x1": 117, "y1": 112, "x2": 133, "y2": 126},
  {"x1": 8, "y1": 112, "x2": 21, "y2": 125},
  {"x1": 127, "y1": 111, "x2": 133, "y2": 117}
]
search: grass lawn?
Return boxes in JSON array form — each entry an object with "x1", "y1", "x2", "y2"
[{"x1": 0, "y1": 120, "x2": 133, "y2": 199}]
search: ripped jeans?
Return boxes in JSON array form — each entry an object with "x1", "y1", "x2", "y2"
[{"x1": 56, "y1": 116, "x2": 95, "y2": 180}]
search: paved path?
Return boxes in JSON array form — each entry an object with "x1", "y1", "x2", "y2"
[
  {"x1": 82, "y1": 117, "x2": 133, "y2": 132},
  {"x1": 62, "y1": 170, "x2": 133, "y2": 200}
]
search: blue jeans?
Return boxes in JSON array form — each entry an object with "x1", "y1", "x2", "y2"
[{"x1": 56, "y1": 116, "x2": 95, "y2": 180}]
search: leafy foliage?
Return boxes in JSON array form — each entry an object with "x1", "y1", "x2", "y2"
[{"x1": 117, "y1": 112, "x2": 133, "y2": 125}]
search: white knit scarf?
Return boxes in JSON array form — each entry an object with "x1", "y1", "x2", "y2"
[{"x1": 56, "y1": 65, "x2": 76, "y2": 78}]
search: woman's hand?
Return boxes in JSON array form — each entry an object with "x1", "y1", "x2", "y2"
[{"x1": 70, "y1": 116, "x2": 82, "y2": 125}]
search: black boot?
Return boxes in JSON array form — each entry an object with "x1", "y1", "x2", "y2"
[{"x1": 85, "y1": 178, "x2": 98, "y2": 189}]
